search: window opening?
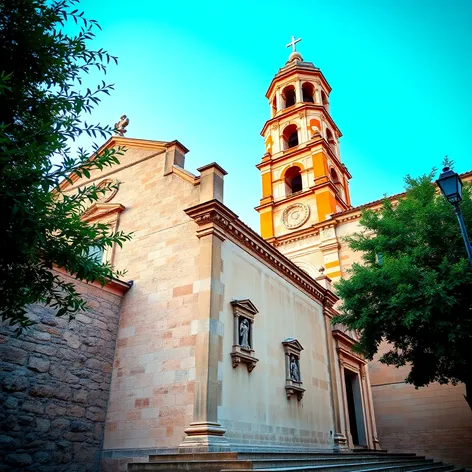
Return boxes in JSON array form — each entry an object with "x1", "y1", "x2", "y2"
[
  {"x1": 285, "y1": 166, "x2": 303, "y2": 195},
  {"x1": 302, "y1": 82, "x2": 315, "y2": 103},
  {"x1": 283, "y1": 85, "x2": 296, "y2": 108}
]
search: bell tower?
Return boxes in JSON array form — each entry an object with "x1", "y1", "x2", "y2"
[{"x1": 256, "y1": 38, "x2": 352, "y2": 240}]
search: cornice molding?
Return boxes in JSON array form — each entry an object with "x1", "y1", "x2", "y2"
[
  {"x1": 265, "y1": 65, "x2": 332, "y2": 100},
  {"x1": 257, "y1": 135, "x2": 352, "y2": 183},
  {"x1": 256, "y1": 188, "x2": 314, "y2": 211},
  {"x1": 172, "y1": 165, "x2": 200, "y2": 186},
  {"x1": 274, "y1": 231, "x2": 320, "y2": 248},
  {"x1": 333, "y1": 329, "x2": 366, "y2": 365},
  {"x1": 81, "y1": 203, "x2": 125, "y2": 223},
  {"x1": 260, "y1": 103, "x2": 342, "y2": 138},
  {"x1": 52, "y1": 266, "x2": 132, "y2": 297},
  {"x1": 59, "y1": 136, "x2": 188, "y2": 191},
  {"x1": 271, "y1": 217, "x2": 339, "y2": 247},
  {"x1": 185, "y1": 199, "x2": 339, "y2": 308}
]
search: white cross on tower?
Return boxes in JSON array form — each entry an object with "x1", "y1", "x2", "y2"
[{"x1": 286, "y1": 35, "x2": 302, "y2": 52}]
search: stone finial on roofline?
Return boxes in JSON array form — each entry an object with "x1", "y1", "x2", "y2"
[
  {"x1": 114, "y1": 115, "x2": 129, "y2": 136},
  {"x1": 197, "y1": 163, "x2": 227, "y2": 204}
]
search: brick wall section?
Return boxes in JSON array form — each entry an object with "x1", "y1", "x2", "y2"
[
  {"x1": 369, "y1": 343, "x2": 472, "y2": 468},
  {"x1": 0, "y1": 272, "x2": 125, "y2": 472}
]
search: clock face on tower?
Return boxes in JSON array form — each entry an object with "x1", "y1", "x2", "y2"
[{"x1": 282, "y1": 203, "x2": 310, "y2": 229}]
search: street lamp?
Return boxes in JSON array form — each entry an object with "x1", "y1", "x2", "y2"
[{"x1": 436, "y1": 167, "x2": 472, "y2": 266}]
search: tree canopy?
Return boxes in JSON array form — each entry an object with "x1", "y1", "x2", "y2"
[
  {"x1": 0, "y1": 0, "x2": 131, "y2": 330},
  {"x1": 333, "y1": 169, "x2": 472, "y2": 409}
]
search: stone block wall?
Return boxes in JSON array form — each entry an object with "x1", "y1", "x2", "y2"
[
  {"x1": 0, "y1": 273, "x2": 126, "y2": 472},
  {"x1": 369, "y1": 343, "x2": 472, "y2": 468},
  {"x1": 98, "y1": 149, "x2": 201, "y2": 460},
  {"x1": 372, "y1": 381, "x2": 472, "y2": 468}
]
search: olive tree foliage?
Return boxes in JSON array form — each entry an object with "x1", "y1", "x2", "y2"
[
  {"x1": 333, "y1": 165, "x2": 472, "y2": 409},
  {"x1": 0, "y1": 0, "x2": 131, "y2": 330}
]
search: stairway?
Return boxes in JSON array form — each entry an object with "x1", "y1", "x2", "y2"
[{"x1": 127, "y1": 451, "x2": 465, "y2": 472}]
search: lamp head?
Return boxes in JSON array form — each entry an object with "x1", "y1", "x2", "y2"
[{"x1": 436, "y1": 167, "x2": 463, "y2": 205}]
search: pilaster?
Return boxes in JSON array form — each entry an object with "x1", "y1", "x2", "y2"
[
  {"x1": 321, "y1": 294, "x2": 348, "y2": 452},
  {"x1": 180, "y1": 171, "x2": 230, "y2": 452},
  {"x1": 179, "y1": 213, "x2": 230, "y2": 451},
  {"x1": 362, "y1": 364, "x2": 382, "y2": 450},
  {"x1": 319, "y1": 225, "x2": 342, "y2": 280}
]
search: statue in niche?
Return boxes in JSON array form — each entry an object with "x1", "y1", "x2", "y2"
[
  {"x1": 239, "y1": 318, "x2": 250, "y2": 349},
  {"x1": 290, "y1": 355, "x2": 301, "y2": 382}
]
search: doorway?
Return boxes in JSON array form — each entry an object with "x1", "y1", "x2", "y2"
[{"x1": 344, "y1": 370, "x2": 367, "y2": 446}]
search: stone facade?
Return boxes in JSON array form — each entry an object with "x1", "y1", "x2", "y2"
[
  {"x1": 219, "y1": 240, "x2": 333, "y2": 447},
  {"x1": 56, "y1": 137, "x2": 374, "y2": 471},
  {"x1": 0, "y1": 271, "x2": 128, "y2": 472},
  {"x1": 369, "y1": 343, "x2": 472, "y2": 469},
  {"x1": 3, "y1": 132, "x2": 377, "y2": 471}
]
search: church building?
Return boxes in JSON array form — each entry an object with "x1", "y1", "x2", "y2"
[
  {"x1": 1, "y1": 39, "x2": 470, "y2": 472},
  {"x1": 68, "y1": 42, "x2": 380, "y2": 470}
]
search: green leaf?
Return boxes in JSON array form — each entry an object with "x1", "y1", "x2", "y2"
[{"x1": 0, "y1": 0, "x2": 131, "y2": 329}]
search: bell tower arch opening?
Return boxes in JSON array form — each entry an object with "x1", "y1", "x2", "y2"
[
  {"x1": 282, "y1": 85, "x2": 296, "y2": 109},
  {"x1": 330, "y1": 168, "x2": 345, "y2": 201},
  {"x1": 282, "y1": 124, "x2": 299, "y2": 150},
  {"x1": 284, "y1": 166, "x2": 303, "y2": 196},
  {"x1": 326, "y1": 128, "x2": 336, "y2": 153},
  {"x1": 302, "y1": 82, "x2": 315, "y2": 103}
]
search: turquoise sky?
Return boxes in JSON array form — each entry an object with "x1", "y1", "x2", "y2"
[{"x1": 76, "y1": 0, "x2": 472, "y2": 231}]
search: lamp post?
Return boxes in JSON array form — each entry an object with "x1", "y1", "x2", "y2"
[{"x1": 436, "y1": 167, "x2": 472, "y2": 266}]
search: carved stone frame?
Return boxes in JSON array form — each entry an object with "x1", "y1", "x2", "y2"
[
  {"x1": 230, "y1": 299, "x2": 259, "y2": 372},
  {"x1": 282, "y1": 338, "x2": 305, "y2": 400},
  {"x1": 81, "y1": 203, "x2": 125, "y2": 265}
]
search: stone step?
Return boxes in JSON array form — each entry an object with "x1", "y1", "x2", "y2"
[
  {"x1": 150, "y1": 453, "x2": 239, "y2": 462},
  {"x1": 129, "y1": 459, "x2": 434, "y2": 472},
  {"x1": 142, "y1": 457, "x2": 431, "y2": 470},
  {"x1": 237, "y1": 453, "x2": 418, "y2": 461},
  {"x1": 149, "y1": 452, "x2": 419, "y2": 463},
  {"x1": 351, "y1": 463, "x2": 452, "y2": 472},
  {"x1": 130, "y1": 461, "x2": 253, "y2": 472},
  {"x1": 407, "y1": 465, "x2": 455, "y2": 472},
  {"x1": 247, "y1": 458, "x2": 432, "y2": 469},
  {"x1": 223, "y1": 461, "x2": 438, "y2": 472},
  {"x1": 149, "y1": 455, "x2": 422, "y2": 466}
]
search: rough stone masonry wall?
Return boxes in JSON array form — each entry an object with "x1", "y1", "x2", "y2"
[{"x1": 0, "y1": 273, "x2": 124, "y2": 472}]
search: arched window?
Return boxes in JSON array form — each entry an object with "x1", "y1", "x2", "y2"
[
  {"x1": 330, "y1": 167, "x2": 340, "y2": 183},
  {"x1": 282, "y1": 85, "x2": 296, "y2": 108},
  {"x1": 285, "y1": 166, "x2": 303, "y2": 195},
  {"x1": 302, "y1": 82, "x2": 315, "y2": 103},
  {"x1": 321, "y1": 90, "x2": 329, "y2": 108},
  {"x1": 283, "y1": 124, "x2": 298, "y2": 149},
  {"x1": 330, "y1": 168, "x2": 345, "y2": 199},
  {"x1": 326, "y1": 128, "x2": 336, "y2": 152}
]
